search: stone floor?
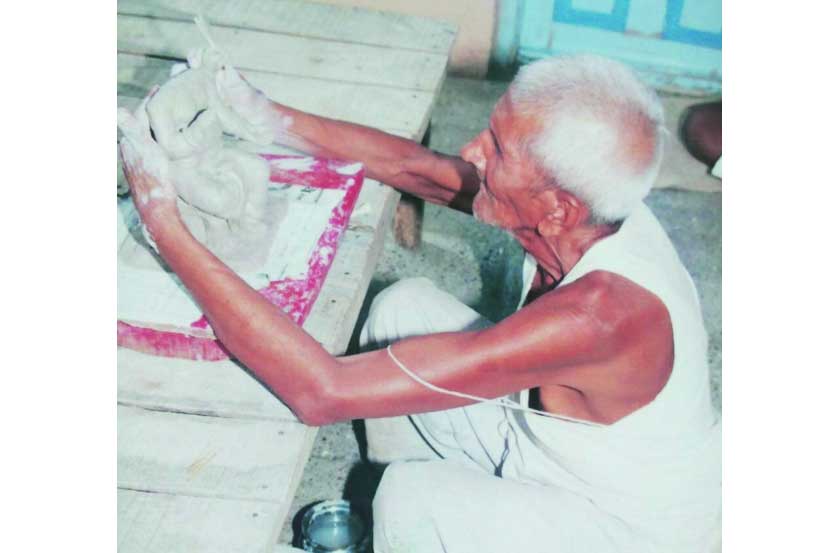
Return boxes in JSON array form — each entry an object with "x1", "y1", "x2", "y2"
[{"x1": 278, "y1": 76, "x2": 722, "y2": 547}]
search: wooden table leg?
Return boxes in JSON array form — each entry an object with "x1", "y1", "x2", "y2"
[
  {"x1": 393, "y1": 123, "x2": 431, "y2": 249},
  {"x1": 394, "y1": 193, "x2": 425, "y2": 249}
]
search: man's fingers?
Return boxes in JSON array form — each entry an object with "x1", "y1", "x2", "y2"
[
  {"x1": 117, "y1": 84, "x2": 159, "y2": 142},
  {"x1": 215, "y1": 65, "x2": 247, "y2": 102},
  {"x1": 202, "y1": 48, "x2": 229, "y2": 72},
  {"x1": 186, "y1": 47, "x2": 227, "y2": 71},
  {"x1": 146, "y1": 84, "x2": 160, "y2": 100},
  {"x1": 134, "y1": 86, "x2": 160, "y2": 138},
  {"x1": 117, "y1": 108, "x2": 142, "y2": 140},
  {"x1": 117, "y1": 107, "x2": 135, "y2": 128},
  {"x1": 120, "y1": 136, "x2": 177, "y2": 206},
  {"x1": 119, "y1": 136, "x2": 142, "y2": 170},
  {"x1": 117, "y1": 108, "x2": 159, "y2": 157},
  {"x1": 186, "y1": 48, "x2": 203, "y2": 69},
  {"x1": 170, "y1": 62, "x2": 189, "y2": 78}
]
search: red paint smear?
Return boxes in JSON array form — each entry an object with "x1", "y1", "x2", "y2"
[{"x1": 117, "y1": 155, "x2": 365, "y2": 361}]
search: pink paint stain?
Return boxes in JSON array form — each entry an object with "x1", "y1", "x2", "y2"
[{"x1": 117, "y1": 155, "x2": 365, "y2": 361}]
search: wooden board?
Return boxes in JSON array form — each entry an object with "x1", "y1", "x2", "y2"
[
  {"x1": 118, "y1": 349, "x2": 296, "y2": 420},
  {"x1": 301, "y1": 180, "x2": 400, "y2": 353},
  {"x1": 118, "y1": 14, "x2": 448, "y2": 92},
  {"x1": 118, "y1": 405, "x2": 312, "y2": 501},
  {"x1": 117, "y1": 1, "x2": 452, "y2": 549},
  {"x1": 118, "y1": 489, "x2": 283, "y2": 553},
  {"x1": 117, "y1": 53, "x2": 429, "y2": 136},
  {"x1": 117, "y1": 0, "x2": 456, "y2": 55}
]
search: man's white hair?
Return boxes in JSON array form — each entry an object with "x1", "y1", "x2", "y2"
[{"x1": 509, "y1": 54, "x2": 665, "y2": 223}]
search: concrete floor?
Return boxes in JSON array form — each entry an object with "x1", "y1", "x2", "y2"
[{"x1": 278, "y1": 77, "x2": 722, "y2": 547}]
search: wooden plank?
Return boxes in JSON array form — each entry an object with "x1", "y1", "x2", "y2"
[
  {"x1": 117, "y1": 0, "x2": 456, "y2": 54},
  {"x1": 118, "y1": 404, "x2": 311, "y2": 502},
  {"x1": 116, "y1": 53, "x2": 173, "y2": 99},
  {"x1": 115, "y1": 4, "x2": 453, "y2": 549},
  {"x1": 302, "y1": 179, "x2": 399, "y2": 354},
  {"x1": 118, "y1": 488, "x2": 282, "y2": 553},
  {"x1": 117, "y1": 14, "x2": 448, "y2": 92},
  {"x1": 394, "y1": 194, "x2": 424, "y2": 249},
  {"x1": 117, "y1": 94, "x2": 141, "y2": 112},
  {"x1": 117, "y1": 349, "x2": 299, "y2": 419},
  {"x1": 117, "y1": 53, "x2": 431, "y2": 134}
]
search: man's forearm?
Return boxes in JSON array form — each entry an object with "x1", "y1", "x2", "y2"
[
  {"x1": 267, "y1": 101, "x2": 480, "y2": 211},
  {"x1": 152, "y1": 217, "x2": 340, "y2": 422}
]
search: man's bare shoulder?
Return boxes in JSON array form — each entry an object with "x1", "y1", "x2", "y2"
[
  {"x1": 522, "y1": 269, "x2": 669, "y2": 326},
  {"x1": 483, "y1": 269, "x2": 669, "y2": 365},
  {"x1": 522, "y1": 270, "x2": 675, "y2": 406}
]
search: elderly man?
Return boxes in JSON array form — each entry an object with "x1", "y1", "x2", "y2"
[{"x1": 119, "y1": 54, "x2": 721, "y2": 552}]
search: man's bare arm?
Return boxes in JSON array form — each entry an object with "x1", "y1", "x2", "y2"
[
  {"x1": 214, "y1": 65, "x2": 481, "y2": 212},
  {"x1": 145, "y1": 203, "x2": 667, "y2": 425},
  {"x1": 269, "y1": 102, "x2": 481, "y2": 212}
]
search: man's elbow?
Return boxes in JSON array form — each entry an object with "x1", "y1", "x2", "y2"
[
  {"x1": 290, "y1": 392, "x2": 337, "y2": 426},
  {"x1": 293, "y1": 404, "x2": 334, "y2": 427},
  {"x1": 289, "y1": 377, "x2": 350, "y2": 427}
]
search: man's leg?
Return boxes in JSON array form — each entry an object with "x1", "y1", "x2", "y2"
[
  {"x1": 359, "y1": 277, "x2": 491, "y2": 464},
  {"x1": 372, "y1": 459, "x2": 636, "y2": 553}
]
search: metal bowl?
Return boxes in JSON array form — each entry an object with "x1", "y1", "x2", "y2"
[{"x1": 300, "y1": 500, "x2": 370, "y2": 553}]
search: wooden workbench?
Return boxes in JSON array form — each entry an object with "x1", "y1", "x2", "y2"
[{"x1": 116, "y1": 1, "x2": 454, "y2": 550}]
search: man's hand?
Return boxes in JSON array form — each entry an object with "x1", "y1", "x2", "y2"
[
  {"x1": 117, "y1": 89, "x2": 181, "y2": 239},
  {"x1": 214, "y1": 64, "x2": 294, "y2": 146}
]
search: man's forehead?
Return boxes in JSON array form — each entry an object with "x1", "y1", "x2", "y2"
[
  {"x1": 490, "y1": 93, "x2": 539, "y2": 141},
  {"x1": 490, "y1": 93, "x2": 512, "y2": 125}
]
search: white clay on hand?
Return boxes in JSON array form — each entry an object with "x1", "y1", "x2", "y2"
[
  {"x1": 122, "y1": 20, "x2": 275, "y2": 271},
  {"x1": 117, "y1": 90, "x2": 179, "y2": 264},
  {"x1": 186, "y1": 15, "x2": 278, "y2": 146},
  {"x1": 213, "y1": 65, "x2": 280, "y2": 146},
  {"x1": 117, "y1": 93, "x2": 172, "y2": 188}
]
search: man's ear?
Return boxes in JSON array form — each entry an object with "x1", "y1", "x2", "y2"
[
  {"x1": 559, "y1": 192, "x2": 584, "y2": 227},
  {"x1": 535, "y1": 189, "x2": 564, "y2": 238},
  {"x1": 537, "y1": 210, "x2": 564, "y2": 238},
  {"x1": 539, "y1": 190, "x2": 587, "y2": 237}
]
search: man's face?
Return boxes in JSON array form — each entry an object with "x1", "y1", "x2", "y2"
[{"x1": 460, "y1": 94, "x2": 549, "y2": 233}]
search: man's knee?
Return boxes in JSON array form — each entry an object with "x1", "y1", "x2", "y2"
[
  {"x1": 368, "y1": 278, "x2": 437, "y2": 325},
  {"x1": 365, "y1": 415, "x2": 438, "y2": 465},
  {"x1": 373, "y1": 461, "x2": 425, "y2": 516},
  {"x1": 373, "y1": 461, "x2": 470, "y2": 531},
  {"x1": 372, "y1": 462, "x2": 438, "y2": 552},
  {"x1": 360, "y1": 277, "x2": 488, "y2": 349},
  {"x1": 359, "y1": 277, "x2": 443, "y2": 348}
]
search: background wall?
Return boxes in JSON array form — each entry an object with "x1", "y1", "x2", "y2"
[
  {"x1": 313, "y1": 0, "x2": 497, "y2": 78},
  {"x1": 314, "y1": 1, "x2": 721, "y2": 94},
  {"x1": 496, "y1": 0, "x2": 722, "y2": 94}
]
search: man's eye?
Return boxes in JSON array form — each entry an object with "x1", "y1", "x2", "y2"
[{"x1": 490, "y1": 131, "x2": 501, "y2": 153}]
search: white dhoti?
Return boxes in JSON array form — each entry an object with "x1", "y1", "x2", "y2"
[
  {"x1": 359, "y1": 277, "x2": 494, "y2": 466},
  {"x1": 358, "y1": 277, "x2": 640, "y2": 553},
  {"x1": 372, "y1": 458, "x2": 632, "y2": 553}
]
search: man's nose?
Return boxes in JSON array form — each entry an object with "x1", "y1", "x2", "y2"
[{"x1": 460, "y1": 132, "x2": 487, "y2": 179}]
